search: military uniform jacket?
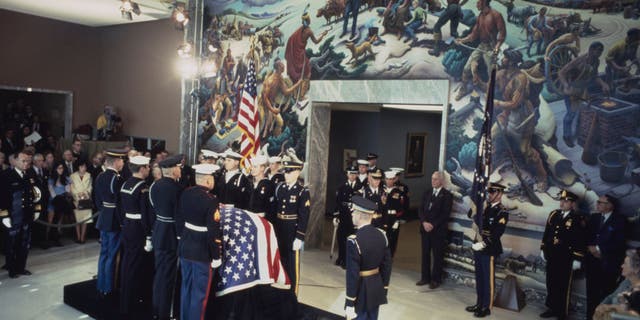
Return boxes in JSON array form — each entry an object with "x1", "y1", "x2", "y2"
[
  {"x1": 149, "y1": 177, "x2": 184, "y2": 250},
  {"x1": 29, "y1": 167, "x2": 50, "y2": 209},
  {"x1": 384, "y1": 186, "x2": 406, "y2": 227},
  {"x1": 395, "y1": 182, "x2": 410, "y2": 213},
  {"x1": 478, "y1": 203, "x2": 509, "y2": 256},
  {"x1": 586, "y1": 212, "x2": 627, "y2": 272},
  {"x1": 177, "y1": 185, "x2": 221, "y2": 263},
  {"x1": 275, "y1": 182, "x2": 311, "y2": 241},
  {"x1": 120, "y1": 177, "x2": 153, "y2": 248},
  {"x1": 345, "y1": 224, "x2": 392, "y2": 312},
  {"x1": 0, "y1": 169, "x2": 43, "y2": 226},
  {"x1": 335, "y1": 180, "x2": 363, "y2": 216},
  {"x1": 269, "y1": 172, "x2": 285, "y2": 185},
  {"x1": 216, "y1": 171, "x2": 250, "y2": 209},
  {"x1": 248, "y1": 178, "x2": 276, "y2": 220},
  {"x1": 357, "y1": 175, "x2": 369, "y2": 188},
  {"x1": 94, "y1": 168, "x2": 125, "y2": 232},
  {"x1": 541, "y1": 209, "x2": 586, "y2": 261},
  {"x1": 363, "y1": 185, "x2": 387, "y2": 230},
  {"x1": 419, "y1": 188, "x2": 453, "y2": 235}
]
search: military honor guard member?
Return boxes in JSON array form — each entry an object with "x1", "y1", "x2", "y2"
[
  {"x1": 0, "y1": 150, "x2": 44, "y2": 278},
  {"x1": 334, "y1": 165, "x2": 362, "y2": 268},
  {"x1": 344, "y1": 196, "x2": 392, "y2": 320},
  {"x1": 363, "y1": 169, "x2": 387, "y2": 231},
  {"x1": 119, "y1": 155, "x2": 154, "y2": 314},
  {"x1": 267, "y1": 156, "x2": 285, "y2": 185},
  {"x1": 389, "y1": 167, "x2": 410, "y2": 214},
  {"x1": 94, "y1": 148, "x2": 127, "y2": 298},
  {"x1": 356, "y1": 159, "x2": 369, "y2": 186},
  {"x1": 366, "y1": 153, "x2": 379, "y2": 172},
  {"x1": 247, "y1": 155, "x2": 276, "y2": 221},
  {"x1": 539, "y1": 190, "x2": 587, "y2": 319},
  {"x1": 149, "y1": 154, "x2": 185, "y2": 320},
  {"x1": 585, "y1": 194, "x2": 627, "y2": 320},
  {"x1": 215, "y1": 149, "x2": 250, "y2": 209},
  {"x1": 417, "y1": 171, "x2": 453, "y2": 289},
  {"x1": 274, "y1": 160, "x2": 310, "y2": 295},
  {"x1": 177, "y1": 163, "x2": 222, "y2": 320},
  {"x1": 383, "y1": 171, "x2": 406, "y2": 257},
  {"x1": 466, "y1": 182, "x2": 509, "y2": 318}
]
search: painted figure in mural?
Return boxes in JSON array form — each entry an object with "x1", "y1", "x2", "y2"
[
  {"x1": 557, "y1": 41, "x2": 609, "y2": 148},
  {"x1": 404, "y1": 0, "x2": 428, "y2": 46},
  {"x1": 467, "y1": 182, "x2": 509, "y2": 318},
  {"x1": 492, "y1": 49, "x2": 548, "y2": 191},
  {"x1": 382, "y1": 0, "x2": 412, "y2": 39},
  {"x1": 285, "y1": 10, "x2": 329, "y2": 103},
  {"x1": 333, "y1": 165, "x2": 362, "y2": 269},
  {"x1": 605, "y1": 28, "x2": 640, "y2": 93},
  {"x1": 585, "y1": 194, "x2": 628, "y2": 320},
  {"x1": 428, "y1": 0, "x2": 469, "y2": 56},
  {"x1": 454, "y1": 0, "x2": 506, "y2": 101},
  {"x1": 539, "y1": 190, "x2": 586, "y2": 320},
  {"x1": 383, "y1": 171, "x2": 406, "y2": 257},
  {"x1": 258, "y1": 58, "x2": 303, "y2": 138},
  {"x1": 544, "y1": 24, "x2": 580, "y2": 60},
  {"x1": 342, "y1": 0, "x2": 361, "y2": 39},
  {"x1": 526, "y1": 7, "x2": 553, "y2": 57}
]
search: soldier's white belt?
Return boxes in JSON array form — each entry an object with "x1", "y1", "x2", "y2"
[
  {"x1": 277, "y1": 213, "x2": 297, "y2": 220},
  {"x1": 388, "y1": 210, "x2": 396, "y2": 214},
  {"x1": 125, "y1": 213, "x2": 141, "y2": 220},
  {"x1": 359, "y1": 268, "x2": 379, "y2": 277},
  {"x1": 185, "y1": 222, "x2": 207, "y2": 232},
  {"x1": 156, "y1": 215, "x2": 175, "y2": 223},
  {"x1": 103, "y1": 202, "x2": 116, "y2": 208}
]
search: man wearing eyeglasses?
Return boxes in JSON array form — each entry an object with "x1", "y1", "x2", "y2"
[{"x1": 585, "y1": 194, "x2": 628, "y2": 320}]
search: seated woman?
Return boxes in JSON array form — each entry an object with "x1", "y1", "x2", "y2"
[
  {"x1": 594, "y1": 248, "x2": 640, "y2": 320},
  {"x1": 70, "y1": 162, "x2": 92, "y2": 244},
  {"x1": 47, "y1": 162, "x2": 72, "y2": 247}
]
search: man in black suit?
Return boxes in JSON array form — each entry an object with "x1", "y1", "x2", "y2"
[
  {"x1": 417, "y1": 171, "x2": 453, "y2": 289},
  {"x1": 71, "y1": 138, "x2": 88, "y2": 168},
  {"x1": 1, "y1": 129, "x2": 17, "y2": 156},
  {"x1": 585, "y1": 194, "x2": 628, "y2": 320}
]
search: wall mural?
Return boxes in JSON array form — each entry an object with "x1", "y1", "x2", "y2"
[{"x1": 200, "y1": 0, "x2": 640, "y2": 298}]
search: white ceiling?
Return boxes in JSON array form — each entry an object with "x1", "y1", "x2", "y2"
[{"x1": 0, "y1": 0, "x2": 174, "y2": 27}]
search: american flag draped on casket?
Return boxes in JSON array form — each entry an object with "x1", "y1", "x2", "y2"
[{"x1": 215, "y1": 206, "x2": 290, "y2": 297}]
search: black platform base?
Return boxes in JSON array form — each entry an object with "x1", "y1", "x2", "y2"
[{"x1": 64, "y1": 279, "x2": 342, "y2": 320}]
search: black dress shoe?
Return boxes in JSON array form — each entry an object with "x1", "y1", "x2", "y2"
[
  {"x1": 539, "y1": 310, "x2": 556, "y2": 318},
  {"x1": 334, "y1": 259, "x2": 342, "y2": 266},
  {"x1": 474, "y1": 307, "x2": 491, "y2": 318},
  {"x1": 9, "y1": 273, "x2": 19, "y2": 278},
  {"x1": 20, "y1": 269, "x2": 32, "y2": 276},
  {"x1": 429, "y1": 281, "x2": 440, "y2": 289},
  {"x1": 416, "y1": 279, "x2": 429, "y2": 286},
  {"x1": 465, "y1": 304, "x2": 480, "y2": 312}
]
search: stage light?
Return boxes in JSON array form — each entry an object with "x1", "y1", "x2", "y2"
[
  {"x1": 381, "y1": 104, "x2": 443, "y2": 112},
  {"x1": 177, "y1": 43, "x2": 192, "y2": 58},
  {"x1": 200, "y1": 58, "x2": 218, "y2": 78},
  {"x1": 176, "y1": 58, "x2": 198, "y2": 79}
]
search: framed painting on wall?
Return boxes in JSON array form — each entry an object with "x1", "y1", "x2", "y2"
[
  {"x1": 343, "y1": 149, "x2": 358, "y2": 171},
  {"x1": 405, "y1": 132, "x2": 427, "y2": 177}
]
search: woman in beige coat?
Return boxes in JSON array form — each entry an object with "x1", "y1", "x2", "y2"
[{"x1": 70, "y1": 162, "x2": 92, "y2": 243}]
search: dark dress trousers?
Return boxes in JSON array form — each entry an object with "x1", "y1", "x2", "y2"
[{"x1": 418, "y1": 187, "x2": 453, "y2": 283}]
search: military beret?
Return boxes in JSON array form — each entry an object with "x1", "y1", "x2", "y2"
[
  {"x1": 366, "y1": 153, "x2": 378, "y2": 160},
  {"x1": 105, "y1": 148, "x2": 127, "y2": 159},
  {"x1": 129, "y1": 155, "x2": 150, "y2": 166},
  {"x1": 558, "y1": 189, "x2": 578, "y2": 201},
  {"x1": 193, "y1": 163, "x2": 220, "y2": 175},
  {"x1": 158, "y1": 154, "x2": 183, "y2": 168},
  {"x1": 351, "y1": 196, "x2": 377, "y2": 214}
]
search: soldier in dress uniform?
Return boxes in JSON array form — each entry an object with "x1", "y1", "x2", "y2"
[
  {"x1": 466, "y1": 182, "x2": 509, "y2": 318},
  {"x1": 366, "y1": 153, "x2": 379, "y2": 172},
  {"x1": 119, "y1": 155, "x2": 154, "y2": 314},
  {"x1": 390, "y1": 167, "x2": 410, "y2": 215},
  {"x1": 94, "y1": 148, "x2": 127, "y2": 298},
  {"x1": 333, "y1": 165, "x2": 362, "y2": 269},
  {"x1": 149, "y1": 154, "x2": 185, "y2": 320},
  {"x1": 247, "y1": 155, "x2": 276, "y2": 221},
  {"x1": 539, "y1": 190, "x2": 587, "y2": 320},
  {"x1": 215, "y1": 149, "x2": 250, "y2": 209},
  {"x1": 179, "y1": 155, "x2": 195, "y2": 188},
  {"x1": 0, "y1": 150, "x2": 44, "y2": 278},
  {"x1": 177, "y1": 163, "x2": 222, "y2": 320},
  {"x1": 356, "y1": 159, "x2": 369, "y2": 187},
  {"x1": 344, "y1": 196, "x2": 392, "y2": 320},
  {"x1": 363, "y1": 169, "x2": 387, "y2": 231},
  {"x1": 383, "y1": 171, "x2": 406, "y2": 258},
  {"x1": 201, "y1": 149, "x2": 223, "y2": 183},
  {"x1": 274, "y1": 160, "x2": 310, "y2": 296},
  {"x1": 267, "y1": 156, "x2": 285, "y2": 185}
]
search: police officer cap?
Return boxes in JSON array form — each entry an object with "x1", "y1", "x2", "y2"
[
  {"x1": 105, "y1": 148, "x2": 127, "y2": 159},
  {"x1": 282, "y1": 161, "x2": 303, "y2": 172},
  {"x1": 488, "y1": 182, "x2": 506, "y2": 192},
  {"x1": 369, "y1": 168, "x2": 383, "y2": 179},
  {"x1": 193, "y1": 163, "x2": 220, "y2": 175},
  {"x1": 384, "y1": 171, "x2": 396, "y2": 179},
  {"x1": 558, "y1": 189, "x2": 578, "y2": 201},
  {"x1": 201, "y1": 149, "x2": 218, "y2": 159},
  {"x1": 366, "y1": 153, "x2": 378, "y2": 160},
  {"x1": 224, "y1": 149, "x2": 243, "y2": 160},
  {"x1": 346, "y1": 165, "x2": 358, "y2": 174},
  {"x1": 356, "y1": 159, "x2": 368, "y2": 166},
  {"x1": 351, "y1": 196, "x2": 377, "y2": 214},
  {"x1": 250, "y1": 155, "x2": 268, "y2": 166},
  {"x1": 158, "y1": 154, "x2": 183, "y2": 168},
  {"x1": 269, "y1": 156, "x2": 282, "y2": 164},
  {"x1": 129, "y1": 155, "x2": 150, "y2": 166}
]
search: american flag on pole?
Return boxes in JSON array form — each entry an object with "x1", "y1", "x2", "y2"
[
  {"x1": 215, "y1": 207, "x2": 290, "y2": 297},
  {"x1": 468, "y1": 68, "x2": 497, "y2": 231},
  {"x1": 238, "y1": 61, "x2": 260, "y2": 167}
]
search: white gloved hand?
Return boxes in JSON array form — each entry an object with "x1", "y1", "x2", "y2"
[
  {"x1": 144, "y1": 237, "x2": 153, "y2": 252},
  {"x1": 211, "y1": 259, "x2": 222, "y2": 269},
  {"x1": 33, "y1": 212, "x2": 40, "y2": 221},
  {"x1": 293, "y1": 238, "x2": 303, "y2": 251},
  {"x1": 471, "y1": 242, "x2": 485, "y2": 251},
  {"x1": 392, "y1": 221, "x2": 399, "y2": 230},
  {"x1": 540, "y1": 251, "x2": 546, "y2": 261},
  {"x1": 177, "y1": 236, "x2": 181, "y2": 240},
  {"x1": 572, "y1": 260, "x2": 581, "y2": 271},
  {"x1": 345, "y1": 306, "x2": 357, "y2": 319},
  {"x1": 333, "y1": 217, "x2": 339, "y2": 227},
  {"x1": 2, "y1": 217, "x2": 11, "y2": 228}
]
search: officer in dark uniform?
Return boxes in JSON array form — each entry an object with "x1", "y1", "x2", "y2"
[
  {"x1": 344, "y1": 196, "x2": 392, "y2": 320},
  {"x1": 383, "y1": 171, "x2": 406, "y2": 257},
  {"x1": 356, "y1": 159, "x2": 369, "y2": 187},
  {"x1": 390, "y1": 168, "x2": 410, "y2": 215},
  {"x1": 247, "y1": 155, "x2": 276, "y2": 221},
  {"x1": 150, "y1": 154, "x2": 185, "y2": 320},
  {"x1": 333, "y1": 165, "x2": 362, "y2": 268},
  {"x1": 366, "y1": 153, "x2": 379, "y2": 172},
  {"x1": 0, "y1": 150, "x2": 44, "y2": 278},
  {"x1": 179, "y1": 154, "x2": 195, "y2": 189},
  {"x1": 274, "y1": 160, "x2": 310, "y2": 296},
  {"x1": 466, "y1": 182, "x2": 509, "y2": 318},
  {"x1": 362, "y1": 169, "x2": 387, "y2": 231},
  {"x1": 585, "y1": 194, "x2": 627, "y2": 320},
  {"x1": 539, "y1": 190, "x2": 586, "y2": 320},
  {"x1": 215, "y1": 149, "x2": 250, "y2": 209},
  {"x1": 267, "y1": 156, "x2": 285, "y2": 185},
  {"x1": 119, "y1": 155, "x2": 154, "y2": 314},
  {"x1": 177, "y1": 163, "x2": 222, "y2": 320},
  {"x1": 94, "y1": 148, "x2": 127, "y2": 297}
]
